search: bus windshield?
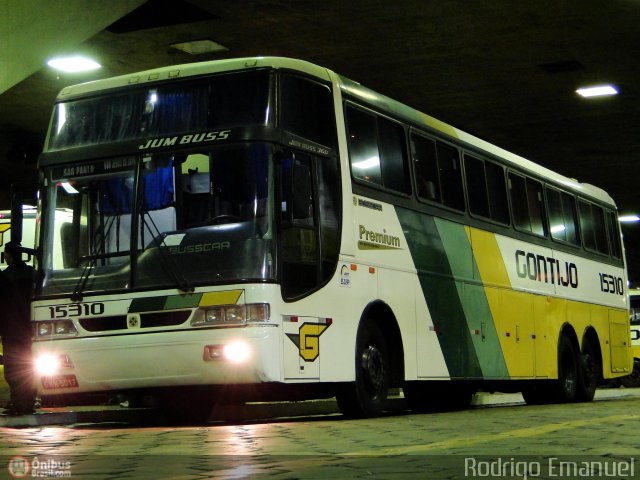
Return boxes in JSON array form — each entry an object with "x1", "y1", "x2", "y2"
[
  {"x1": 40, "y1": 144, "x2": 275, "y2": 297},
  {"x1": 47, "y1": 69, "x2": 273, "y2": 151}
]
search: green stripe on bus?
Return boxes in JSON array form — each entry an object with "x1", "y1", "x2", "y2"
[
  {"x1": 129, "y1": 294, "x2": 202, "y2": 312},
  {"x1": 129, "y1": 296, "x2": 167, "y2": 313},
  {"x1": 165, "y1": 293, "x2": 202, "y2": 310},
  {"x1": 396, "y1": 208, "x2": 482, "y2": 378},
  {"x1": 435, "y1": 219, "x2": 509, "y2": 378}
]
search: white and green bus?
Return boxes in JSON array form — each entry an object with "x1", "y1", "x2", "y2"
[
  {"x1": 625, "y1": 289, "x2": 640, "y2": 386},
  {"x1": 27, "y1": 57, "x2": 631, "y2": 418}
]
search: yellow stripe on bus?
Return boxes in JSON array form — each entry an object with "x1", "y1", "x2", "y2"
[
  {"x1": 468, "y1": 228, "x2": 536, "y2": 377},
  {"x1": 199, "y1": 290, "x2": 243, "y2": 306}
]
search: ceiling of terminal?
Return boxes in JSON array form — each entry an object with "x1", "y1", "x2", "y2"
[{"x1": 1, "y1": 0, "x2": 638, "y2": 282}]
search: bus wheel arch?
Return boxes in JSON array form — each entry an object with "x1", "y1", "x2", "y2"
[
  {"x1": 360, "y1": 301, "x2": 404, "y2": 387},
  {"x1": 336, "y1": 301, "x2": 404, "y2": 417}
]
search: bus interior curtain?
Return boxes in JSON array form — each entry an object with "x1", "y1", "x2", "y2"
[
  {"x1": 100, "y1": 178, "x2": 132, "y2": 215},
  {"x1": 143, "y1": 164, "x2": 174, "y2": 211}
]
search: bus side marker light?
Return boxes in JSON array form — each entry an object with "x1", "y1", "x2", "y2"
[{"x1": 203, "y1": 345, "x2": 224, "y2": 361}]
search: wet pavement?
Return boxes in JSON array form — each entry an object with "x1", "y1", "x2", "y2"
[{"x1": 1, "y1": 389, "x2": 639, "y2": 479}]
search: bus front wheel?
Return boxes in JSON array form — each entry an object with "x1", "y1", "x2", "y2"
[{"x1": 336, "y1": 319, "x2": 389, "y2": 418}]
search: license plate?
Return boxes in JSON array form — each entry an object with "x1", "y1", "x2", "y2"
[{"x1": 42, "y1": 374, "x2": 79, "y2": 389}]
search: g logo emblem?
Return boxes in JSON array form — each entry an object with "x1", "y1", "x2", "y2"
[{"x1": 286, "y1": 321, "x2": 330, "y2": 362}]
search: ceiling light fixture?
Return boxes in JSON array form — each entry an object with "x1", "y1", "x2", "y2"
[
  {"x1": 619, "y1": 215, "x2": 640, "y2": 223},
  {"x1": 575, "y1": 85, "x2": 618, "y2": 98},
  {"x1": 47, "y1": 56, "x2": 102, "y2": 73},
  {"x1": 170, "y1": 39, "x2": 228, "y2": 55}
]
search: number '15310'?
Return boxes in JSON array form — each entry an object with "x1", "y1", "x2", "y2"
[{"x1": 49, "y1": 302, "x2": 105, "y2": 318}]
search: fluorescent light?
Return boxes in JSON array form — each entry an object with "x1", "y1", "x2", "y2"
[
  {"x1": 550, "y1": 224, "x2": 566, "y2": 234},
  {"x1": 619, "y1": 215, "x2": 640, "y2": 223},
  {"x1": 576, "y1": 85, "x2": 618, "y2": 98},
  {"x1": 170, "y1": 39, "x2": 228, "y2": 55},
  {"x1": 47, "y1": 56, "x2": 101, "y2": 73}
]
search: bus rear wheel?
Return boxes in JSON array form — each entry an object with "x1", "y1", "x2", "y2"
[
  {"x1": 336, "y1": 319, "x2": 389, "y2": 418},
  {"x1": 576, "y1": 336, "x2": 599, "y2": 402},
  {"x1": 621, "y1": 359, "x2": 640, "y2": 388},
  {"x1": 554, "y1": 335, "x2": 578, "y2": 403}
]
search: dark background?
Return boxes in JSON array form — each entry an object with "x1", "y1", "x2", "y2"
[{"x1": 1, "y1": 0, "x2": 638, "y2": 284}]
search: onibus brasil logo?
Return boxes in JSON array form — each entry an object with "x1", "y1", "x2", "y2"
[{"x1": 8, "y1": 456, "x2": 72, "y2": 478}]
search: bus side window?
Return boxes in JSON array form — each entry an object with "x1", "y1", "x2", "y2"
[
  {"x1": 412, "y1": 133, "x2": 440, "y2": 202},
  {"x1": 578, "y1": 200, "x2": 608, "y2": 255},
  {"x1": 346, "y1": 105, "x2": 410, "y2": 194},
  {"x1": 347, "y1": 106, "x2": 382, "y2": 185},
  {"x1": 411, "y1": 132, "x2": 465, "y2": 211},
  {"x1": 546, "y1": 187, "x2": 579, "y2": 245},
  {"x1": 436, "y1": 143, "x2": 465, "y2": 211},
  {"x1": 464, "y1": 154, "x2": 508, "y2": 224},
  {"x1": 508, "y1": 172, "x2": 547, "y2": 237},
  {"x1": 606, "y1": 210, "x2": 622, "y2": 259}
]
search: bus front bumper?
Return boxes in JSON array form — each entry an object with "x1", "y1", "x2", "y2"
[{"x1": 31, "y1": 326, "x2": 281, "y2": 396}]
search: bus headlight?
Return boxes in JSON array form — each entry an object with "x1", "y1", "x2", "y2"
[
  {"x1": 192, "y1": 303, "x2": 270, "y2": 327},
  {"x1": 35, "y1": 354, "x2": 59, "y2": 376},
  {"x1": 223, "y1": 341, "x2": 251, "y2": 363},
  {"x1": 35, "y1": 353, "x2": 73, "y2": 376},
  {"x1": 203, "y1": 341, "x2": 252, "y2": 363},
  {"x1": 35, "y1": 320, "x2": 78, "y2": 338}
]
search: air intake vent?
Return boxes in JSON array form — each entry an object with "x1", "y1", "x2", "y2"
[
  {"x1": 140, "y1": 310, "x2": 191, "y2": 327},
  {"x1": 79, "y1": 316, "x2": 128, "y2": 332},
  {"x1": 78, "y1": 310, "x2": 190, "y2": 332}
]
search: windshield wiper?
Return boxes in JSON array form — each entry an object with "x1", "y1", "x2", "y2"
[
  {"x1": 140, "y1": 210, "x2": 193, "y2": 293},
  {"x1": 71, "y1": 215, "x2": 118, "y2": 301}
]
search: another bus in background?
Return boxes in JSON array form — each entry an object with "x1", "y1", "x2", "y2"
[{"x1": 625, "y1": 289, "x2": 640, "y2": 387}]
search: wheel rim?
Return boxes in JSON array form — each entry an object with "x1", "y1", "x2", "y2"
[{"x1": 361, "y1": 344, "x2": 385, "y2": 397}]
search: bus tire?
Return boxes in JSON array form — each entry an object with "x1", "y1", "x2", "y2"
[
  {"x1": 576, "y1": 336, "x2": 599, "y2": 402},
  {"x1": 336, "y1": 319, "x2": 389, "y2": 418},
  {"x1": 554, "y1": 335, "x2": 578, "y2": 403},
  {"x1": 522, "y1": 382, "x2": 551, "y2": 405},
  {"x1": 621, "y1": 359, "x2": 640, "y2": 388}
]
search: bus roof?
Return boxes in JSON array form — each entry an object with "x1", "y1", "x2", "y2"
[
  {"x1": 54, "y1": 56, "x2": 615, "y2": 207},
  {"x1": 55, "y1": 57, "x2": 332, "y2": 100}
]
